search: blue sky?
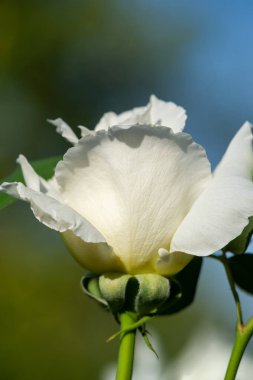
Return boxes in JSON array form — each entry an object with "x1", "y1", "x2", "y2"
[{"x1": 133, "y1": 1, "x2": 253, "y2": 167}]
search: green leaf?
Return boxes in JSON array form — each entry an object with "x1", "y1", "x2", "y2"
[
  {"x1": 224, "y1": 217, "x2": 253, "y2": 254},
  {"x1": 0, "y1": 156, "x2": 61, "y2": 210},
  {"x1": 229, "y1": 254, "x2": 253, "y2": 294},
  {"x1": 157, "y1": 257, "x2": 202, "y2": 315}
]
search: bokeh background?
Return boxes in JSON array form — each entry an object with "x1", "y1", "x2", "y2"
[{"x1": 1, "y1": 1, "x2": 253, "y2": 379}]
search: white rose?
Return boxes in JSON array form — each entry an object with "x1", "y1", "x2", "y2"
[{"x1": 1, "y1": 95, "x2": 253, "y2": 275}]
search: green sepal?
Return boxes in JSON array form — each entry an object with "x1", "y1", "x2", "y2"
[
  {"x1": 134, "y1": 274, "x2": 170, "y2": 315},
  {"x1": 82, "y1": 260, "x2": 201, "y2": 318},
  {"x1": 0, "y1": 155, "x2": 61, "y2": 210},
  {"x1": 81, "y1": 273, "x2": 108, "y2": 308},
  {"x1": 99, "y1": 273, "x2": 132, "y2": 314},
  {"x1": 99, "y1": 273, "x2": 170, "y2": 316},
  {"x1": 224, "y1": 217, "x2": 253, "y2": 255},
  {"x1": 157, "y1": 257, "x2": 202, "y2": 315},
  {"x1": 139, "y1": 325, "x2": 159, "y2": 358},
  {"x1": 228, "y1": 254, "x2": 253, "y2": 294}
]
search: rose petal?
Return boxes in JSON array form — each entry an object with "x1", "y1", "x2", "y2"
[
  {"x1": 16, "y1": 154, "x2": 62, "y2": 201},
  {"x1": 95, "y1": 95, "x2": 186, "y2": 133},
  {"x1": 155, "y1": 250, "x2": 193, "y2": 276},
  {"x1": 214, "y1": 121, "x2": 253, "y2": 179},
  {"x1": 94, "y1": 105, "x2": 147, "y2": 131},
  {"x1": 0, "y1": 181, "x2": 106, "y2": 244},
  {"x1": 78, "y1": 125, "x2": 93, "y2": 138},
  {"x1": 171, "y1": 123, "x2": 253, "y2": 256},
  {"x1": 147, "y1": 95, "x2": 187, "y2": 132},
  {"x1": 62, "y1": 231, "x2": 124, "y2": 273},
  {"x1": 17, "y1": 154, "x2": 48, "y2": 192},
  {"x1": 56, "y1": 125, "x2": 210, "y2": 273},
  {"x1": 48, "y1": 118, "x2": 79, "y2": 145}
]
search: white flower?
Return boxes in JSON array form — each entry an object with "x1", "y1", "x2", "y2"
[{"x1": 1, "y1": 95, "x2": 253, "y2": 275}]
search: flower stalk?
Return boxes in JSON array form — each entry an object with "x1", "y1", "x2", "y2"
[
  {"x1": 216, "y1": 252, "x2": 253, "y2": 379},
  {"x1": 225, "y1": 316, "x2": 253, "y2": 380},
  {"x1": 220, "y1": 253, "x2": 243, "y2": 325},
  {"x1": 116, "y1": 312, "x2": 138, "y2": 380}
]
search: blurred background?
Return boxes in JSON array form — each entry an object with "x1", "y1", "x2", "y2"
[{"x1": 1, "y1": 1, "x2": 253, "y2": 379}]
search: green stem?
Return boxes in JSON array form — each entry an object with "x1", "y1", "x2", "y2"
[
  {"x1": 107, "y1": 315, "x2": 153, "y2": 342},
  {"x1": 225, "y1": 316, "x2": 253, "y2": 380},
  {"x1": 220, "y1": 252, "x2": 243, "y2": 325},
  {"x1": 214, "y1": 253, "x2": 253, "y2": 379},
  {"x1": 116, "y1": 312, "x2": 138, "y2": 380}
]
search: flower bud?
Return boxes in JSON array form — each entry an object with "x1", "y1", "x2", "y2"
[{"x1": 83, "y1": 272, "x2": 170, "y2": 316}]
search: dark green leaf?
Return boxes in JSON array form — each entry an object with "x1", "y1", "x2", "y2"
[
  {"x1": 157, "y1": 257, "x2": 202, "y2": 315},
  {"x1": 224, "y1": 217, "x2": 253, "y2": 254},
  {"x1": 229, "y1": 254, "x2": 253, "y2": 294},
  {"x1": 0, "y1": 156, "x2": 61, "y2": 210}
]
